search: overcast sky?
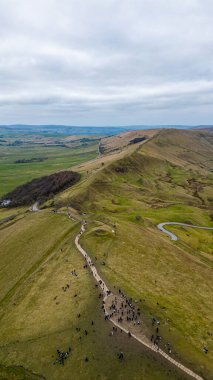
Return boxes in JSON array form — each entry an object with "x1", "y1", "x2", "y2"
[{"x1": 0, "y1": 0, "x2": 213, "y2": 126}]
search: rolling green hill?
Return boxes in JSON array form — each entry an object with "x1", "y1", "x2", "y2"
[
  {"x1": 59, "y1": 128, "x2": 213, "y2": 378},
  {"x1": 0, "y1": 128, "x2": 212, "y2": 380}
]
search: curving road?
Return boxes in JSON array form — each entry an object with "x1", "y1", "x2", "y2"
[
  {"x1": 75, "y1": 221, "x2": 204, "y2": 380},
  {"x1": 157, "y1": 222, "x2": 213, "y2": 241}
]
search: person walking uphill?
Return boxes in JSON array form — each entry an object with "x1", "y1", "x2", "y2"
[{"x1": 74, "y1": 219, "x2": 204, "y2": 380}]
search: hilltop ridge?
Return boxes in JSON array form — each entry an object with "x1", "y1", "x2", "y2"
[{"x1": 0, "y1": 128, "x2": 212, "y2": 380}]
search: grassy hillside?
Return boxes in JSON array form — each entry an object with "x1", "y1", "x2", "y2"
[
  {"x1": 99, "y1": 129, "x2": 158, "y2": 154},
  {"x1": 0, "y1": 210, "x2": 185, "y2": 380},
  {"x1": 57, "y1": 129, "x2": 213, "y2": 379},
  {"x1": 142, "y1": 129, "x2": 213, "y2": 173},
  {"x1": 0, "y1": 129, "x2": 212, "y2": 380}
]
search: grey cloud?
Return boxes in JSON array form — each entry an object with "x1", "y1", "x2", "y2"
[{"x1": 0, "y1": 0, "x2": 212, "y2": 125}]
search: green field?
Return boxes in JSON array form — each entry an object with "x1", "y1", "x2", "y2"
[{"x1": 0, "y1": 141, "x2": 98, "y2": 196}]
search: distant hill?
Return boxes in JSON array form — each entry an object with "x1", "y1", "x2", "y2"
[
  {"x1": 99, "y1": 129, "x2": 158, "y2": 154},
  {"x1": 0, "y1": 124, "x2": 128, "y2": 136},
  {"x1": 191, "y1": 125, "x2": 213, "y2": 131},
  {"x1": 1, "y1": 124, "x2": 212, "y2": 137}
]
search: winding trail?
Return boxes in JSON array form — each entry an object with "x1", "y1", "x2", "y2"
[
  {"x1": 157, "y1": 222, "x2": 213, "y2": 241},
  {"x1": 75, "y1": 222, "x2": 204, "y2": 380}
]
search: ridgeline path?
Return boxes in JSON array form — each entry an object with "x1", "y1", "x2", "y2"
[
  {"x1": 157, "y1": 222, "x2": 213, "y2": 241},
  {"x1": 75, "y1": 221, "x2": 204, "y2": 380},
  {"x1": 31, "y1": 203, "x2": 205, "y2": 379}
]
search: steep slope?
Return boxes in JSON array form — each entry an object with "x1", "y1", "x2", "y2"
[
  {"x1": 142, "y1": 129, "x2": 213, "y2": 173},
  {"x1": 60, "y1": 129, "x2": 213, "y2": 379},
  {"x1": 99, "y1": 128, "x2": 158, "y2": 154},
  {"x1": 0, "y1": 210, "x2": 184, "y2": 380}
]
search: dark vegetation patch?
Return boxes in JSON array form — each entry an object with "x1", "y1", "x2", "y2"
[
  {"x1": 8, "y1": 140, "x2": 23, "y2": 146},
  {"x1": 129, "y1": 136, "x2": 146, "y2": 144},
  {"x1": 15, "y1": 157, "x2": 48, "y2": 164},
  {"x1": 43, "y1": 143, "x2": 68, "y2": 148},
  {"x1": 114, "y1": 166, "x2": 128, "y2": 174},
  {"x1": 1, "y1": 171, "x2": 80, "y2": 207},
  {"x1": 78, "y1": 137, "x2": 100, "y2": 143},
  {"x1": 99, "y1": 143, "x2": 105, "y2": 154}
]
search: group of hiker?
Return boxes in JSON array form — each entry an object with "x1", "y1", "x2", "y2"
[
  {"x1": 151, "y1": 317, "x2": 163, "y2": 351},
  {"x1": 104, "y1": 293, "x2": 141, "y2": 327},
  {"x1": 70, "y1": 269, "x2": 78, "y2": 277},
  {"x1": 53, "y1": 348, "x2": 71, "y2": 366},
  {"x1": 53, "y1": 226, "x2": 209, "y2": 370},
  {"x1": 103, "y1": 290, "x2": 145, "y2": 352},
  {"x1": 102, "y1": 289, "x2": 173, "y2": 355},
  {"x1": 62, "y1": 284, "x2": 70, "y2": 292}
]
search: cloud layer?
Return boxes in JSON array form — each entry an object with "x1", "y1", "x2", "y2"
[{"x1": 0, "y1": 0, "x2": 213, "y2": 125}]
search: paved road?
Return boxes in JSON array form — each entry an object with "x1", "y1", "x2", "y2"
[
  {"x1": 75, "y1": 222, "x2": 204, "y2": 380},
  {"x1": 157, "y1": 222, "x2": 213, "y2": 241}
]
